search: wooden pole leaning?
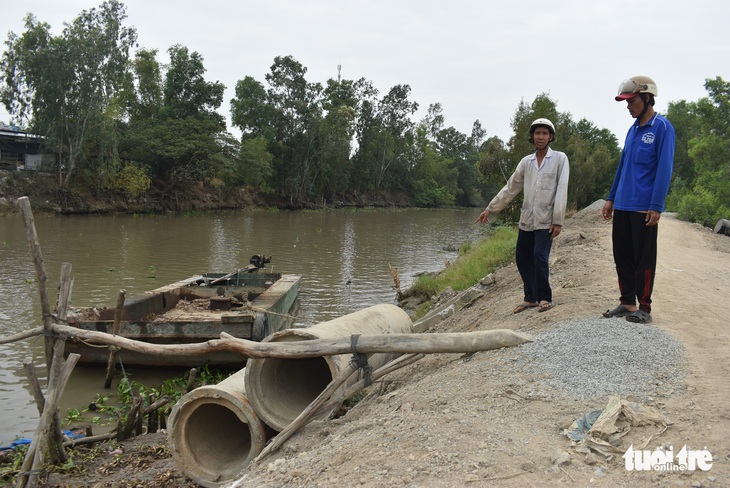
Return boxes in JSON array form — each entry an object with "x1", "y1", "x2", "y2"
[{"x1": 17, "y1": 196, "x2": 55, "y2": 373}]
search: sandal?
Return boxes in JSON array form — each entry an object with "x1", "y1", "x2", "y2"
[
  {"x1": 513, "y1": 302, "x2": 538, "y2": 314},
  {"x1": 602, "y1": 304, "x2": 634, "y2": 318},
  {"x1": 538, "y1": 301, "x2": 553, "y2": 312},
  {"x1": 626, "y1": 310, "x2": 652, "y2": 324}
]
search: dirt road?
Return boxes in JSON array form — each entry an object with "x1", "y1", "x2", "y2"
[{"x1": 42, "y1": 208, "x2": 730, "y2": 488}]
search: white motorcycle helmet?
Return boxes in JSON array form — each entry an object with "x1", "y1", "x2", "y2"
[{"x1": 529, "y1": 118, "x2": 555, "y2": 143}]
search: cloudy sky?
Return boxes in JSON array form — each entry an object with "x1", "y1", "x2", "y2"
[{"x1": 1, "y1": 0, "x2": 728, "y2": 144}]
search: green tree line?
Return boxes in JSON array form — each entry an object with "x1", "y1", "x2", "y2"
[{"x1": 1, "y1": 1, "x2": 727, "y2": 226}]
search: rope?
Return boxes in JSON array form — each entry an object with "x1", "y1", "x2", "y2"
[
  {"x1": 349, "y1": 334, "x2": 372, "y2": 387},
  {"x1": 244, "y1": 304, "x2": 298, "y2": 321}
]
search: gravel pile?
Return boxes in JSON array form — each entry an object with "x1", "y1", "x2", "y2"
[{"x1": 515, "y1": 317, "x2": 687, "y2": 401}]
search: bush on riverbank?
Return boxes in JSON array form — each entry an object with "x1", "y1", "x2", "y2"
[{"x1": 404, "y1": 225, "x2": 518, "y2": 303}]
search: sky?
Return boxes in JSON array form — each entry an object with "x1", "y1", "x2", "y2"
[{"x1": 1, "y1": 0, "x2": 729, "y2": 144}]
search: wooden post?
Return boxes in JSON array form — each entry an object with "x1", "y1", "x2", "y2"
[
  {"x1": 17, "y1": 196, "x2": 55, "y2": 373},
  {"x1": 23, "y1": 360, "x2": 45, "y2": 414},
  {"x1": 56, "y1": 263, "x2": 73, "y2": 322},
  {"x1": 104, "y1": 290, "x2": 126, "y2": 389},
  {"x1": 17, "y1": 342, "x2": 80, "y2": 488},
  {"x1": 319, "y1": 352, "x2": 425, "y2": 416},
  {"x1": 184, "y1": 368, "x2": 198, "y2": 394}
]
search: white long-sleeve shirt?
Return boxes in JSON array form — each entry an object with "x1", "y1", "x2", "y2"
[{"x1": 486, "y1": 147, "x2": 570, "y2": 231}]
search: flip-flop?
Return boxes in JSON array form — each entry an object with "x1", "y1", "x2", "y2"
[
  {"x1": 626, "y1": 310, "x2": 652, "y2": 324},
  {"x1": 538, "y1": 301, "x2": 553, "y2": 312},
  {"x1": 602, "y1": 304, "x2": 633, "y2": 318},
  {"x1": 513, "y1": 303, "x2": 538, "y2": 314}
]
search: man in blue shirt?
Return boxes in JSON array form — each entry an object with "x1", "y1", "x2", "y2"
[{"x1": 601, "y1": 76, "x2": 675, "y2": 324}]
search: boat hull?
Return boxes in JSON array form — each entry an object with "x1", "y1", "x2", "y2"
[{"x1": 64, "y1": 272, "x2": 301, "y2": 368}]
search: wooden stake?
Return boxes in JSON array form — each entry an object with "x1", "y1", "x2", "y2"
[
  {"x1": 184, "y1": 368, "x2": 198, "y2": 394},
  {"x1": 104, "y1": 290, "x2": 126, "y2": 389},
  {"x1": 17, "y1": 196, "x2": 55, "y2": 373},
  {"x1": 56, "y1": 263, "x2": 73, "y2": 322},
  {"x1": 252, "y1": 353, "x2": 426, "y2": 468},
  {"x1": 17, "y1": 342, "x2": 80, "y2": 488},
  {"x1": 23, "y1": 360, "x2": 45, "y2": 414},
  {"x1": 319, "y1": 353, "x2": 425, "y2": 416}
]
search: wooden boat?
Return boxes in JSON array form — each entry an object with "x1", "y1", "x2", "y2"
[{"x1": 64, "y1": 256, "x2": 301, "y2": 367}]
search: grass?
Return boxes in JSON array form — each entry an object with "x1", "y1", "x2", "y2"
[{"x1": 407, "y1": 225, "x2": 518, "y2": 299}]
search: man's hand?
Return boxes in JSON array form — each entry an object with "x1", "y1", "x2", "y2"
[
  {"x1": 475, "y1": 208, "x2": 490, "y2": 224},
  {"x1": 550, "y1": 224, "x2": 562, "y2": 239},
  {"x1": 601, "y1": 200, "x2": 614, "y2": 220},
  {"x1": 645, "y1": 210, "x2": 662, "y2": 226}
]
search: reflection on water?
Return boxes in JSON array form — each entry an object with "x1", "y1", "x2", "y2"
[{"x1": 0, "y1": 207, "x2": 487, "y2": 443}]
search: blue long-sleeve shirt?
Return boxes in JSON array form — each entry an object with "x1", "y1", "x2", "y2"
[{"x1": 607, "y1": 113, "x2": 675, "y2": 212}]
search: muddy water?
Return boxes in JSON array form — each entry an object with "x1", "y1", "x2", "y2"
[{"x1": 0, "y1": 207, "x2": 486, "y2": 443}]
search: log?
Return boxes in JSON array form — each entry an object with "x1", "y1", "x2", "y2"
[
  {"x1": 0, "y1": 327, "x2": 44, "y2": 344},
  {"x1": 143, "y1": 395, "x2": 170, "y2": 415},
  {"x1": 64, "y1": 431, "x2": 116, "y2": 448},
  {"x1": 40, "y1": 323, "x2": 531, "y2": 359},
  {"x1": 2, "y1": 325, "x2": 531, "y2": 364}
]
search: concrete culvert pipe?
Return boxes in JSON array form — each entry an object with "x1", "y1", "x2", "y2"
[
  {"x1": 168, "y1": 368, "x2": 265, "y2": 487},
  {"x1": 245, "y1": 303, "x2": 413, "y2": 432}
]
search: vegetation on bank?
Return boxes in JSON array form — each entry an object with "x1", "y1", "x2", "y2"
[
  {"x1": 1, "y1": 1, "x2": 727, "y2": 224},
  {"x1": 0, "y1": 366, "x2": 231, "y2": 483},
  {"x1": 405, "y1": 225, "x2": 518, "y2": 314}
]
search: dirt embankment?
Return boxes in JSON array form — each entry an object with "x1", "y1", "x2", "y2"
[
  {"x1": 0, "y1": 171, "x2": 416, "y2": 215},
  {"x1": 40, "y1": 208, "x2": 730, "y2": 488}
]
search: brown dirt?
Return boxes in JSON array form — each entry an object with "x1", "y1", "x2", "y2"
[{"x1": 40, "y1": 208, "x2": 730, "y2": 488}]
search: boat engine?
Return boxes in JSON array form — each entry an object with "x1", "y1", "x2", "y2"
[{"x1": 249, "y1": 254, "x2": 272, "y2": 269}]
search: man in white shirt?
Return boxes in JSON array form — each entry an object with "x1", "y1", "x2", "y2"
[{"x1": 475, "y1": 118, "x2": 570, "y2": 313}]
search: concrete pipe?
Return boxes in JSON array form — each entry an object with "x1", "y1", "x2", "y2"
[
  {"x1": 168, "y1": 368, "x2": 265, "y2": 487},
  {"x1": 245, "y1": 303, "x2": 413, "y2": 432}
]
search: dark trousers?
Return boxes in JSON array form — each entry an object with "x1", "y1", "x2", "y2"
[
  {"x1": 515, "y1": 229, "x2": 553, "y2": 303},
  {"x1": 612, "y1": 210, "x2": 658, "y2": 313}
]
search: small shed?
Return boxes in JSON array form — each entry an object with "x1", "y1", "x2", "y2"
[{"x1": 0, "y1": 125, "x2": 50, "y2": 171}]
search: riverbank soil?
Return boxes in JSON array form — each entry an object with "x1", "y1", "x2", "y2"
[{"x1": 40, "y1": 208, "x2": 730, "y2": 487}]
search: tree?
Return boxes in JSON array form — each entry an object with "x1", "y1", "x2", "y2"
[
  {"x1": 356, "y1": 84, "x2": 419, "y2": 192},
  {"x1": 127, "y1": 48, "x2": 163, "y2": 124},
  {"x1": 411, "y1": 125, "x2": 458, "y2": 206},
  {"x1": 667, "y1": 76, "x2": 730, "y2": 227},
  {"x1": 230, "y1": 76, "x2": 276, "y2": 142},
  {"x1": 119, "y1": 45, "x2": 230, "y2": 191},
  {"x1": 263, "y1": 55, "x2": 323, "y2": 203},
  {"x1": 1, "y1": 0, "x2": 137, "y2": 187},
  {"x1": 163, "y1": 45, "x2": 225, "y2": 122}
]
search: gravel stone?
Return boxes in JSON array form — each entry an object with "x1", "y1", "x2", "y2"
[{"x1": 515, "y1": 316, "x2": 687, "y2": 401}]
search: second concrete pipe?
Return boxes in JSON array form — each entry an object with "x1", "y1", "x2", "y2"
[
  {"x1": 245, "y1": 303, "x2": 413, "y2": 432},
  {"x1": 167, "y1": 368, "x2": 265, "y2": 487}
]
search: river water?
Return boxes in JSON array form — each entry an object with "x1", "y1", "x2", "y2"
[{"x1": 0, "y1": 207, "x2": 486, "y2": 444}]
